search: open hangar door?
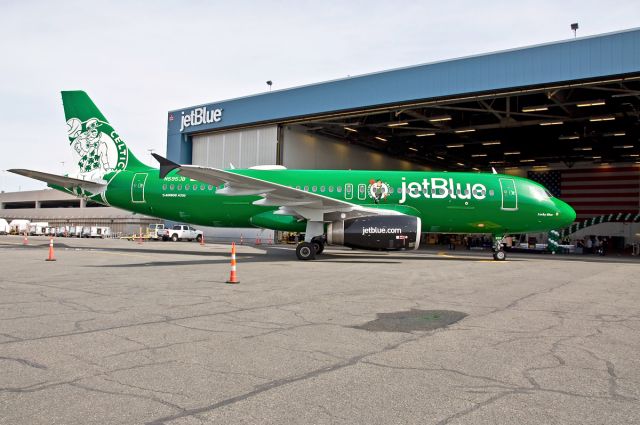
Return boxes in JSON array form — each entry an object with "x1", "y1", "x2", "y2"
[
  {"x1": 290, "y1": 76, "x2": 640, "y2": 174},
  {"x1": 289, "y1": 76, "x2": 640, "y2": 248}
]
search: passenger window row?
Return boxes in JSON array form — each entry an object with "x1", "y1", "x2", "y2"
[
  {"x1": 289, "y1": 184, "x2": 495, "y2": 198},
  {"x1": 159, "y1": 182, "x2": 494, "y2": 198},
  {"x1": 295, "y1": 185, "x2": 343, "y2": 193},
  {"x1": 162, "y1": 184, "x2": 216, "y2": 191}
]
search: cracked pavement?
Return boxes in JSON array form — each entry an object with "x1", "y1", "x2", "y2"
[{"x1": 0, "y1": 236, "x2": 639, "y2": 424}]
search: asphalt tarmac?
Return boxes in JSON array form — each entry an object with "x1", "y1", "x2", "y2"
[{"x1": 1, "y1": 236, "x2": 639, "y2": 424}]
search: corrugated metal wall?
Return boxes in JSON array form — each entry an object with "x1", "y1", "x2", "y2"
[{"x1": 192, "y1": 126, "x2": 278, "y2": 168}]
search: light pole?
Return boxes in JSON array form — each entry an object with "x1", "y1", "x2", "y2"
[{"x1": 571, "y1": 23, "x2": 579, "y2": 38}]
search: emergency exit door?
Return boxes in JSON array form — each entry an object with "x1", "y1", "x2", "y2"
[
  {"x1": 131, "y1": 173, "x2": 148, "y2": 203},
  {"x1": 499, "y1": 178, "x2": 518, "y2": 210}
]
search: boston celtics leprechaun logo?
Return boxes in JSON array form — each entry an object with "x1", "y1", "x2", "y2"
[
  {"x1": 66, "y1": 117, "x2": 128, "y2": 180},
  {"x1": 368, "y1": 178, "x2": 390, "y2": 204}
]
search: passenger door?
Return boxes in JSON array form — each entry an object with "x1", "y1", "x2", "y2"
[
  {"x1": 131, "y1": 173, "x2": 148, "y2": 203},
  {"x1": 499, "y1": 178, "x2": 518, "y2": 210}
]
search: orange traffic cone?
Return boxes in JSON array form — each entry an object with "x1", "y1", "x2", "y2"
[
  {"x1": 23, "y1": 232, "x2": 28, "y2": 245},
  {"x1": 200, "y1": 233, "x2": 205, "y2": 246},
  {"x1": 226, "y1": 242, "x2": 240, "y2": 284},
  {"x1": 45, "y1": 237, "x2": 56, "y2": 261}
]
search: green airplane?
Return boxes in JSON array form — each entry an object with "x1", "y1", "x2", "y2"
[{"x1": 10, "y1": 91, "x2": 576, "y2": 261}]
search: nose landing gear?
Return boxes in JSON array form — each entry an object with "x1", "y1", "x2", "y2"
[
  {"x1": 493, "y1": 235, "x2": 507, "y2": 261},
  {"x1": 493, "y1": 249, "x2": 506, "y2": 261}
]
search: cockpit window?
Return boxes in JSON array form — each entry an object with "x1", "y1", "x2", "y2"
[{"x1": 530, "y1": 186, "x2": 552, "y2": 201}]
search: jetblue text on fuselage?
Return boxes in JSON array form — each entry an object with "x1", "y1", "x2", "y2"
[
  {"x1": 180, "y1": 106, "x2": 223, "y2": 132},
  {"x1": 399, "y1": 177, "x2": 487, "y2": 204}
]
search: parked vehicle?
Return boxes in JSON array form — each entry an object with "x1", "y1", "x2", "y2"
[
  {"x1": 90, "y1": 226, "x2": 111, "y2": 238},
  {"x1": 0, "y1": 219, "x2": 9, "y2": 235},
  {"x1": 81, "y1": 226, "x2": 91, "y2": 238},
  {"x1": 9, "y1": 219, "x2": 30, "y2": 234},
  {"x1": 28, "y1": 222, "x2": 49, "y2": 236},
  {"x1": 148, "y1": 223, "x2": 165, "y2": 240},
  {"x1": 160, "y1": 224, "x2": 203, "y2": 242}
]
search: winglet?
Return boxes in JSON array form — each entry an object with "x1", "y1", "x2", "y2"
[{"x1": 152, "y1": 153, "x2": 180, "y2": 179}]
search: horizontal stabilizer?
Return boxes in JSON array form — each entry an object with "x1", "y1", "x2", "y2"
[
  {"x1": 8, "y1": 169, "x2": 107, "y2": 192},
  {"x1": 151, "y1": 153, "x2": 180, "y2": 179}
]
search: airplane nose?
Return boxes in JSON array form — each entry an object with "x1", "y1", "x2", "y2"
[{"x1": 556, "y1": 199, "x2": 576, "y2": 227}]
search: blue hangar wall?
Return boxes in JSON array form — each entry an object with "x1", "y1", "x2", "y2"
[{"x1": 166, "y1": 28, "x2": 640, "y2": 164}]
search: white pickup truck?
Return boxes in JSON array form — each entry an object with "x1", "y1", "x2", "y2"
[{"x1": 160, "y1": 224, "x2": 203, "y2": 242}]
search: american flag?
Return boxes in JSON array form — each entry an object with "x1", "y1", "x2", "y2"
[{"x1": 528, "y1": 166, "x2": 640, "y2": 220}]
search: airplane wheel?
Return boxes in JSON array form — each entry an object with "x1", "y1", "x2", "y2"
[
  {"x1": 311, "y1": 237, "x2": 325, "y2": 254},
  {"x1": 493, "y1": 250, "x2": 506, "y2": 261},
  {"x1": 296, "y1": 242, "x2": 316, "y2": 260}
]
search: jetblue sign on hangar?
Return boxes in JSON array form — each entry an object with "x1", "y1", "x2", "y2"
[{"x1": 179, "y1": 105, "x2": 223, "y2": 132}]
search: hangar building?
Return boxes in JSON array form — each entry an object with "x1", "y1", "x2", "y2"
[{"x1": 165, "y1": 28, "x2": 640, "y2": 246}]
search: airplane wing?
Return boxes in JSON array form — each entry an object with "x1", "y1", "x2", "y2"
[
  {"x1": 152, "y1": 154, "x2": 404, "y2": 221},
  {"x1": 8, "y1": 169, "x2": 107, "y2": 193}
]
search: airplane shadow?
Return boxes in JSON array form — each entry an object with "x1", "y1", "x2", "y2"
[
  {"x1": 86, "y1": 247, "x2": 510, "y2": 268},
  {"x1": 4, "y1": 240, "x2": 632, "y2": 266}
]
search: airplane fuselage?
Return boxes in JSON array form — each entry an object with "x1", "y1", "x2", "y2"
[
  {"x1": 69, "y1": 167, "x2": 574, "y2": 236},
  {"x1": 12, "y1": 90, "x2": 577, "y2": 261}
]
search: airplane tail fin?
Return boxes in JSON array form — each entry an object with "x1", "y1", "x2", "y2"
[{"x1": 61, "y1": 91, "x2": 147, "y2": 180}]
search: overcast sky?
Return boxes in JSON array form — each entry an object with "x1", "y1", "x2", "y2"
[{"x1": 1, "y1": 0, "x2": 638, "y2": 192}]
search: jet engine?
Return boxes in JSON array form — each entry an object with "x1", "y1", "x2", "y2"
[{"x1": 327, "y1": 215, "x2": 421, "y2": 251}]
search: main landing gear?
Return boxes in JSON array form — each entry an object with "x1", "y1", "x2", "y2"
[
  {"x1": 296, "y1": 219, "x2": 326, "y2": 261},
  {"x1": 296, "y1": 242, "x2": 316, "y2": 260},
  {"x1": 312, "y1": 236, "x2": 325, "y2": 255},
  {"x1": 296, "y1": 236, "x2": 325, "y2": 261},
  {"x1": 492, "y1": 235, "x2": 507, "y2": 261}
]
